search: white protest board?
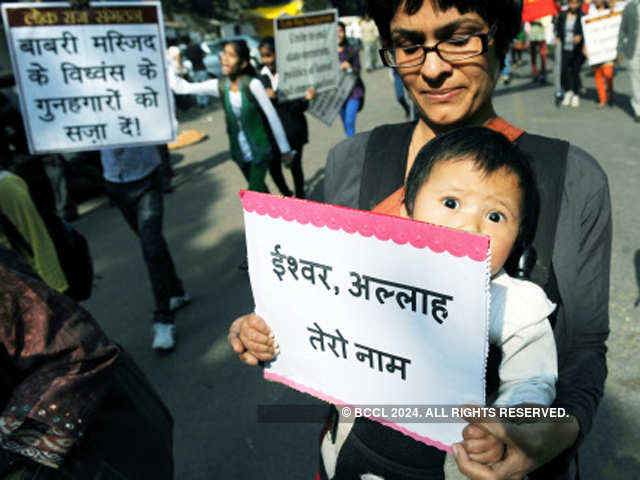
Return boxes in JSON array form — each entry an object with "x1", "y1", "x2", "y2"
[
  {"x1": 307, "y1": 70, "x2": 357, "y2": 126},
  {"x1": 1, "y1": 1, "x2": 176, "y2": 154},
  {"x1": 242, "y1": 191, "x2": 490, "y2": 450},
  {"x1": 274, "y1": 9, "x2": 339, "y2": 101},
  {"x1": 582, "y1": 3, "x2": 626, "y2": 66}
]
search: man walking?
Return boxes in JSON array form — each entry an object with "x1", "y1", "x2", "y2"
[
  {"x1": 101, "y1": 145, "x2": 190, "y2": 351},
  {"x1": 359, "y1": 15, "x2": 380, "y2": 72}
]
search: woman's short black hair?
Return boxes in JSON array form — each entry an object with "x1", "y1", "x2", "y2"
[
  {"x1": 404, "y1": 126, "x2": 539, "y2": 253},
  {"x1": 259, "y1": 36, "x2": 275, "y2": 52},
  {"x1": 367, "y1": 0, "x2": 522, "y2": 67}
]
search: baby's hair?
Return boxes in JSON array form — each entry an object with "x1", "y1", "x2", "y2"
[
  {"x1": 259, "y1": 36, "x2": 275, "y2": 53},
  {"x1": 404, "y1": 126, "x2": 539, "y2": 252}
]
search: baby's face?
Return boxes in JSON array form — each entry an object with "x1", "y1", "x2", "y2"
[{"x1": 407, "y1": 158, "x2": 522, "y2": 276}]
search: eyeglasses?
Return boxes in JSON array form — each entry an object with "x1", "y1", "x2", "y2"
[{"x1": 379, "y1": 25, "x2": 497, "y2": 68}]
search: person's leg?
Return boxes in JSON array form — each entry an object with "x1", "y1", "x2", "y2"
[
  {"x1": 268, "y1": 149, "x2": 292, "y2": 196},
  {"x1": 193, "y1": 70, "x2": 210, "y2": 106},
  {"x1": 561, "y1": 51, "x2": 573, "y2": 104},
  {"x1": 247, "y1": 160, "x2": 271, "y2": 193},
  {"x1": 394, "y1": 71, "x2": 410, "y2": 116},
  {"x1": 530, "y1": 42, "x2": 539, "y2": 78},
  {"x1": 343, "y1": 98, "x2": 360, "y2": 138},
  {"x1": 136, "y1": 169, "x2": 184, "y2": 323},
  {"x1": 290, "y1": 147, "x2": 305, "y2": 198},
  {"x1": 603, "y1": 64, "x2": 614, "y2": 105},
  {"x1": 594, "y1": 66, "x2": 606, "y2": 105},
  {"x1": 630, "y1": 61, "x2": 640, "y2": 119},
  {"x1": 338, "y1": 103, "x2": 348, "y2": 134},
  {"x1": 540, "y1": 41, "x2": 548, "y2": 76},
  {"x1": 501, "y1": 53, "x2": 511, "y2": 84}
]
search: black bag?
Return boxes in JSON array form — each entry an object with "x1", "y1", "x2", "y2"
[{"x1": 0, "y1": 212, "x2": 93, "y2": 301}]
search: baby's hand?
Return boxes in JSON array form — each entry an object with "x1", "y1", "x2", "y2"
[
  {"x1": 460, "y1": 423, "x2": 505, "y2": 465},
  {"x1": 228, "y1": 313, "x2": 279, "y2": 366}
]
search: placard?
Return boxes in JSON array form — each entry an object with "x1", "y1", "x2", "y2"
[
  {"x1": 274, "y1": 9, "x2": 339, "y2": 101},
  {"x1": 241, "y1": 191, "x2": 491, "y2": 450},
  {"x1": 1, "y1": 1, "x2": 176, "y2": 154},
  {"x1": 307, "y1": 70, "x2": 356, "y2": 126},
  {"x1": 582, "y1": 3, "x2": 626, "y2": 66}
]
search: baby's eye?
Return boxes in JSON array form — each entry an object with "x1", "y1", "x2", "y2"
[
  {"x1": 487, "y1": 212, "x2": 505, "y2": 223},
  {"x1": 443, "y1": 198, "x2": 459, "y2": 209}
]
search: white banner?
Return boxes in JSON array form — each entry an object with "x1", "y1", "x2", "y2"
[
  {"x1": 307, "y1": 70, "x2": 356, "y2": 126},
  {"x1": 582, "y1": 3, "x2": 626, "y2": 66},
  {"x1": 1, "y1": 1, "x2": 176, "y2": 154},
  {"x1": 274, "y1": 9, "x2": 339, "y2": 101},
  {"x1": 242, "y1": 191, "x2": 491, "y2": 450}
]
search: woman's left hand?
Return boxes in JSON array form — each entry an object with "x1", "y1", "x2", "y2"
[
  {"x1": 305, "y1": 87, "x2": 316, "y2": 101},
  {"x1": 340, "y1": 61, "x2": 351, "y2": 71}
]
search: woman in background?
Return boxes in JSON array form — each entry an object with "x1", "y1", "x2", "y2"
[
  {"x1": 337, "y1": 22, "x2": 365, "y2": 138},
  {"x1": 258, "y1": 37, "x2": 315, "y2": 199}
]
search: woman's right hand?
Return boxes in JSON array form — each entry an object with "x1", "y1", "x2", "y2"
[{"x1": 228, "y1": 313, "x2": 279, "y2": 366}]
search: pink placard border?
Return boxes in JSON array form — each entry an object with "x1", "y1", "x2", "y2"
[
  {"x1": 264, "y1": 370, "x2": 454, "y2": 453},
  {"x1": 240, "y1": 191, "x2": 489, "y2": 262}
]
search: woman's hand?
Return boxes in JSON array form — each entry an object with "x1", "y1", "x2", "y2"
[
  {"x1": 340, "y1": 61, "x2": 352, "y2": 71},
  {"x1": 461, "y1": 423, "x2": 505, "y2": 465},
  {"x1": 573, "y1": 34, "x2": 582, "y2": 45},
  {"x1": 305, "y1": 87, "x2": 316, "y2": 101},
  {"x1": 228, "y1": 313, "x2": 279, "y2": 366},
  {"x1": 265, "y1": 87, "x2": 276, "y2": 100}
]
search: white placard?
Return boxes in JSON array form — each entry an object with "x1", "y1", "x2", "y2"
[
  {"x1": 242, "y1": 192, "x2": 490, "y2": 450},
  {"x1": 582, "y1": 3, "x2": 626, "y2": 66},
  {"x1": 1, "y1": 2, "x2": 176, "y2": 154},
  {"x1": 274, "y1": 9, "x2": 339, "y2": 101},
  {"x1": 307, "y1": 70, "x2": 357, "y2": 126}
]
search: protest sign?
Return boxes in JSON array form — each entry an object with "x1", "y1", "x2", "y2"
[
  {"x1": 582, "y1": 3, "x2": 626, "y2": 66},
  {"x1": 1, "y1": 1, "x2": 176, "y2": 154},
  {"x1": 307, "y1": 70, "x2": 357, "y2": 126},
  {"x1": 274, "y1": 9, "x2": 339, "y2": 101},
  {"x1": 241, "y1": 191, "x2": 490, "y2": 450}
]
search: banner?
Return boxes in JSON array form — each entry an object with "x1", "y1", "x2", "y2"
[
  {"x1": 307, "y1": 70, "x2": 356, "y2": 126},
  {"x1": 1, "y1": 1, "x2": 176, "y2": 154},
  {"x1": 242, "y1": 191, "x2": 491, "y2": 450},
  {"x1": 522, "y1": 0, "x2": 558, "y2": 23},
  {"x1": 582, "y1": 4, "x2": 626, "y2": 66},
  {"x1": 274, "y1": 9, "x2": 339, "y2": 101}
]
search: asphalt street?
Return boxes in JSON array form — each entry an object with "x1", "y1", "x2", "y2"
[{"x1": 76, "y1": 55, "x2": 640, "y2": 479}]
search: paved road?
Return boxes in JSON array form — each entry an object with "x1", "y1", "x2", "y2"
[{"x1": 76, "y1": 56, "x2": 639, "y2": 479}]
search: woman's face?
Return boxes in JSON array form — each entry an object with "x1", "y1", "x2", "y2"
[
  {"x1": 221, "y1": 43, "x2": 245, "y2": 76},
  {"x1": 337, "y1": 25, "x2": 345, "y2": 45},
  {"x1": 390, "y1": 1, "x2": 498, "y2": 129},
  {"x1": 568, "y1": 0, "x2": 582, "y2": 13},
  {"x1": 259, "y1": 46, "x2": 276, "y2": 73}
]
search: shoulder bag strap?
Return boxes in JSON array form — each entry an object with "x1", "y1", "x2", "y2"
[{"x1": 358, "y1": 122, "x2": 416, "y2": 211}]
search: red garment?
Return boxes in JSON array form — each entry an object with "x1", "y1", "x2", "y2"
[
  {"x1": 372, "y1": 118, "x2": 525, "y2": 216},
  {"x1": 522, "y1": 0, "x2": 558, "y2": 22},
  {"x1": 593, "y1": 64, "x2": 614, "y2": 104}
]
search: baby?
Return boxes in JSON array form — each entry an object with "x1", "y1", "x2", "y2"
[{"x1": 402, "y1": 126, "x2": 557, "y2": 458}]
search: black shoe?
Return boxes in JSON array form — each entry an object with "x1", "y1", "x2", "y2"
[{"x1": 634, "y1": 114, "x2": 640, "y2": 123}]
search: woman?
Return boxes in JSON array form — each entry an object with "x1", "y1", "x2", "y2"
[
  {"x1": 337, "y1": 22, "x2": 365, "y2": 138},
  {"x1": 258, "y1": 37, "x2": 316, "y2": 199},
  {"x1": 229, "y1": 1, "x2": 610, "y2": 479},
  {"x1": 171, "y1": 40, "x2": 292, "y2": 193},
  {"x1": 555, "y1": 0, "x2": 586, "y2": 107},
  {"x1": 590, "y1": 0, "x2": 616, "y2": 107}
]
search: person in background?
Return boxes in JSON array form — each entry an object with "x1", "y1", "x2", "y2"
[
  {"x1": 393, "y1": 69, "x2": 411, "y2": 117},
  {"x1": 556, "y1": 0, "x2": 586, "y2": 107},
  {"x1": 258, "y1": 37, "x2": 316, "y2": 199},
  {"x1": 360, "y1": 14, "x2": 380, "y2": 72},
  {"x1": 617, "y1": 0, "x2": 640, "y2": 122},
  {"x1": 170, "y1": 40, "x2": 292, "y2": 193},
  {"x1": 589, "y1": 0, "x2": 616, "y2": 108},
  {"x1": 0, "y1": 247, "x2": 174, "y2": 479},
  {"x1": 184, "y1": 37, "x2": 211, "y2": 109},
  {"x1": 529, "y1": 17, "x2": 550, "y2": 83},
  {"x1": 337, "y1": 21, "x2": 365, "y2": 137},
  {"x1": 100, "y1": 146, "x2": 191, "y2": 352}
]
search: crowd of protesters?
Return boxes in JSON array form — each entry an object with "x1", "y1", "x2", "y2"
[{"x1": 0, "y1": 0, "x2": 637, "y2": 477}]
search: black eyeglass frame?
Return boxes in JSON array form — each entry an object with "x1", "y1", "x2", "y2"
[{"x1": 379, "y1": 24, "x2": 498, "y2": 68}]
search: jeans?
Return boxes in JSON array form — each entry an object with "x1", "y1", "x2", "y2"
[
  {"x1": 339, "y1": 98, "x2": 360, "y2": 138},
  {"x1": 104, "y1": 168, "x2": 184, "y2": 323}
]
